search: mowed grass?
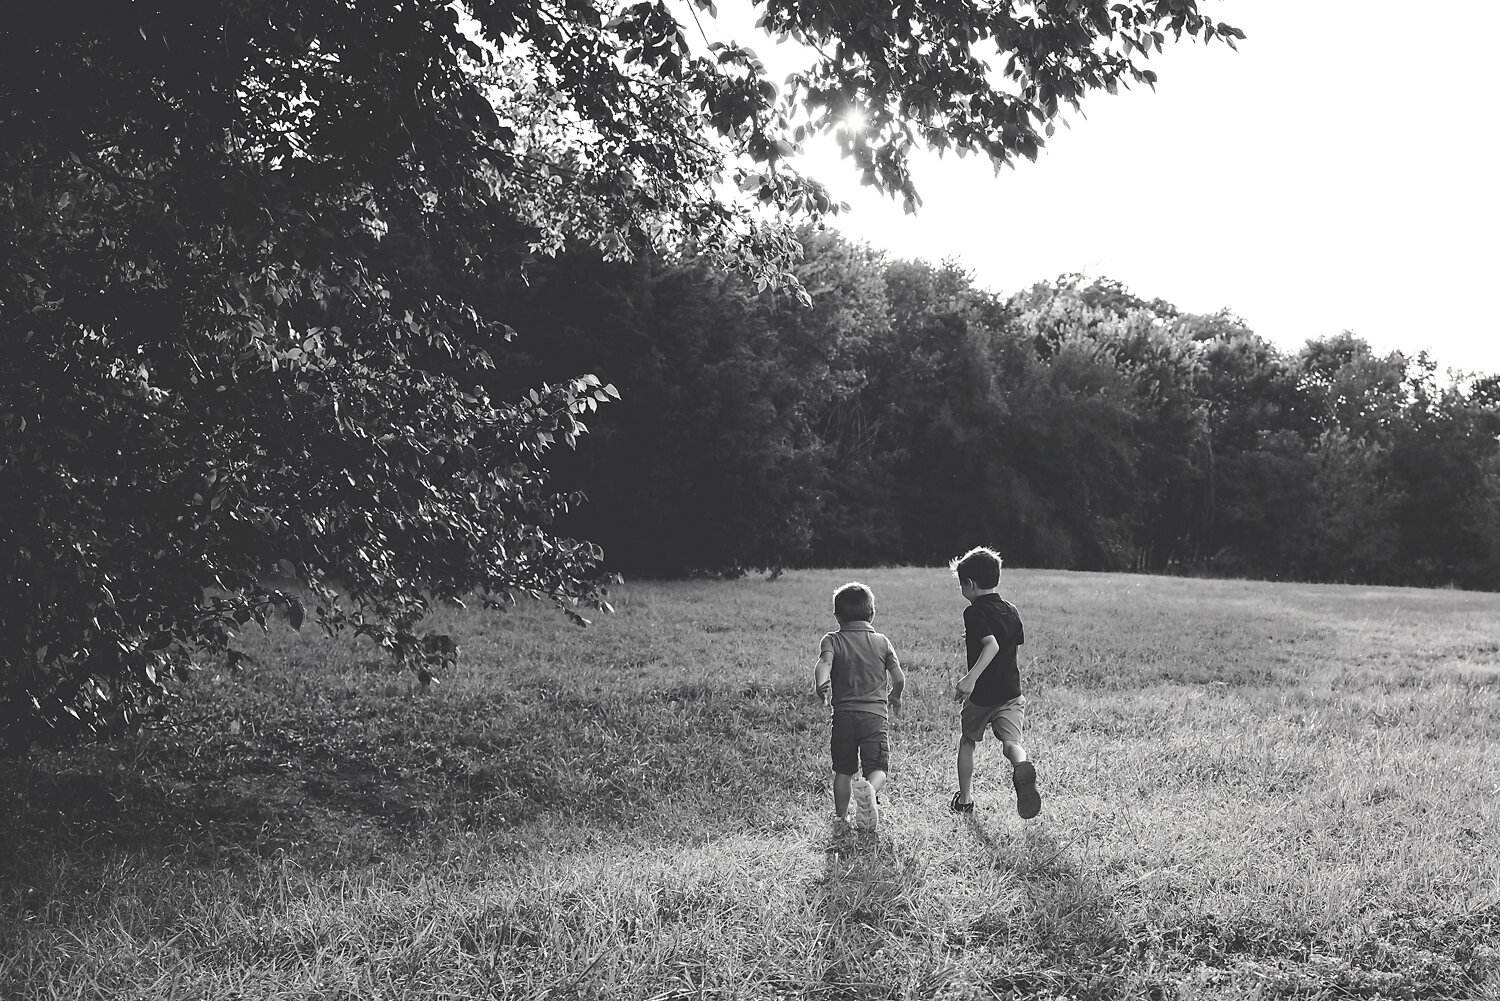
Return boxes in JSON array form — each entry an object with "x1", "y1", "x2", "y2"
[{"x1": 2, "y1": 568, "x2": 1498, "y2": 1000}]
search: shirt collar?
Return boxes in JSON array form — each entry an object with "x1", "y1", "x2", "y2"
[{"x1": 839, "y1": 620, "x2": 875, "y2": 632}]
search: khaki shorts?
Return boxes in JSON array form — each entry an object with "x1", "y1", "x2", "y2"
[
  {"x1": 831, "y1": 710, "x2": 890, "y2": 777},
  {"x1": 960, "y1": 695, "x2": 1025, "y2": 744}
]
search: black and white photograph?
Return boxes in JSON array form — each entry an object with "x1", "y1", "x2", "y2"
[{"x1": 3, "y1": 1, "x2": 1497, "y2": 998}]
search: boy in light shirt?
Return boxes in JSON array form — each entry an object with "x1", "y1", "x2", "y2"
[{"x1": 813, "y1": 582, "x2": 905, "y2": 830}]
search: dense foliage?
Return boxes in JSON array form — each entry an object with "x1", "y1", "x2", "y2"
[
  {"x1": 0, "y1": 0, "x2": 1239, "y2": 752},
  {"x1": 503, "y1": 235, "x2": 1500, "y2": 587}
]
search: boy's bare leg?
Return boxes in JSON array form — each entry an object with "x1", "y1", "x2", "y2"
[
  {"x1": 832, "y1": 771, "x2": 854, "y2": 818},
  {"x1": 866, "y1": 769, "x2": 888, "y2": 798},
  {"x1": 955, "y1": 736, "x2": 977, "y2": 804},
  {"x1": 1001, "y1": 741, "x2": 1029, "y2": 764}
]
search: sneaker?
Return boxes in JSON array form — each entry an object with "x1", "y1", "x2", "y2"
[
  {"x1": 853, "y1": 776, "x2": 878, "y2": 832},
  {"x1": 1013, "y1": 761, "x2": 1041, "y2": 819},
  {"x1": 948, "y1": 791, "x2": 974, "y2": 814}
]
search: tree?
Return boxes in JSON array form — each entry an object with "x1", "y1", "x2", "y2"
[
  {"x1": 492, "y1": 249, "x2": 838, "y2": 577},
  {"x1": 1386, "y1": 358, "x2": 1500, "y2": 587},
  {"x1": 991, "y1": 334, "x2": 1144, "y2": 569},
  {"x1": 0, "y1": 0, "x2": 1241, "y2": 752},
  {"x1": 756, "y1": 229, "x2": 893, "y2": 568},
  {"x1": 1184, "y1": 315, "x2": 1313, "y2": 575},
  {"x1": 1305, "y1": 429, "x2": 1401, "y2": 583},
  {"x1": 1008, "y1": 275, "x2": 1205, "y2": 570},
  {"x1": 856, "y1": 258, "x2": 1013, "y2": 564}
]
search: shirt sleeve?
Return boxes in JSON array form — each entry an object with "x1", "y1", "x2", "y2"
[
  {"x1": 819, "y1": 632, "x2": 836, "y2": 657},
  {"x1": 962, "y1": 604, "x2": 991, "y2": 643},
  {"x1": 884, "y1": 635, "x2": 900, "y2": 671}
]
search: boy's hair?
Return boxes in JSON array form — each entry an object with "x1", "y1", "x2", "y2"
[
  {"x1": 832, "y1": 581, "x2": 875, "y2": 622},
  {"x1": 950, "y1": 546, "x2": 1003, "y2": 589}
]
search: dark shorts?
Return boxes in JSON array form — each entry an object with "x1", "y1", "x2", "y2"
[
  {"x1": 830, "y1": 710, "x2": 889, "y2": 777},
  {"x1": 960, "y1": 696, "x2": 1026, "y2": 744}
]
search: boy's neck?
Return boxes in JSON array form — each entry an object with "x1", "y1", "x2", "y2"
[{"x1": 968, "y1": 587, "x2": 999, "y2": 601}]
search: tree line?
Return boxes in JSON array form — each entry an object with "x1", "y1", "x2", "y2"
[{"x1": 499, "y1": 230, "x2": 1500, "y2": 589}]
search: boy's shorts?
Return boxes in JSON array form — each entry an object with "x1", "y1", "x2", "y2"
[
  {"x1": 961, "y1": 695, "x2": 1026, "y2": 744},
  {"x1": 830, "y1": 710, "x2": 890, "y2": 777}
]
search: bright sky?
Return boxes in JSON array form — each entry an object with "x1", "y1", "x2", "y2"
[{"x1": 734, "y1": 0, "x2": 1500, "y2": 378}]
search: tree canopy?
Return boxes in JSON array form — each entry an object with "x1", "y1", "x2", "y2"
[{"x1": 0, "y1": 0, "x2": 1241, "y2": 753}]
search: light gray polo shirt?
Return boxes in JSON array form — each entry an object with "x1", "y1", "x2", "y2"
[{"x1": 820, "y1": 620, "x2": 900, "y2": 718}]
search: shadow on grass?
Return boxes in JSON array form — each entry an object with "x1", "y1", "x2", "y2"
[
  {"x1": 954, "y1": 813, "x2": 1500, "y2": 999},
  {"x1": 957, "y1": 814, "x2": 1152, "y2": 999},
  {"x1": 815, "y1": 822, "x2": 923, "y2": 999},
  {"x1": 0, "y1": 681, "x2": 830, "y2": 907}
]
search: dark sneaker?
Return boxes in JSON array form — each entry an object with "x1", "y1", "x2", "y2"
[
  {"x1": 949, "y1": 791, "x2": 974, "y2": 814},
  {"x1": 1013, "y1": 761, "x2": 1041, "y2": 819}
]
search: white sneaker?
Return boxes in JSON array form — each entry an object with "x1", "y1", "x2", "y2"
[{"x1": 852, "y1": 777, "x2": 878, "y2": 832}]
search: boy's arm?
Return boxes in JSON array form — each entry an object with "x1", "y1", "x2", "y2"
[
  {"x1": 955, "y1": 635, "x2": 999, "y2": 701},
  {"x1": 885, "y1": 638, "x2": 905, "y2": 715},
  {"x1": 887, "y1": 663, "x2": 907, "y2": 716},
  {"x1": 813, "y1": 650, "x2": 835, "y2": 705}
]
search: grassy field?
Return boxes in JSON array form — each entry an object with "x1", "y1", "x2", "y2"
[{"x1": 2, "y1": 568, "x2": 1498, "y2": 1000}]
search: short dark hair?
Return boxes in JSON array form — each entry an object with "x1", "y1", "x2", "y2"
[
  {"x1": 950, "y1": 546, "x2": 1002, "y2": 589},
  {"x1": 832, "y1": 581, "x2": 875, "y2": 622}
]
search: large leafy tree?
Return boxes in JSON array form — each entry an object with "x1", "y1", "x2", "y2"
[{"x1": 0, "y1": 0, "x2": 1240, "y2": 752}]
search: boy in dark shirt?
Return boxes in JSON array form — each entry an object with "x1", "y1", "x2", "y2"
[{"x1": 948, "y1": 546, "x2": 1041, "y2": 819}]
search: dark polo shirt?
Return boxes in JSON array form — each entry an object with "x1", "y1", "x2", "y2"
[{"x1": 964, "y1": 593, "x2": 1023, "y2": 707}]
